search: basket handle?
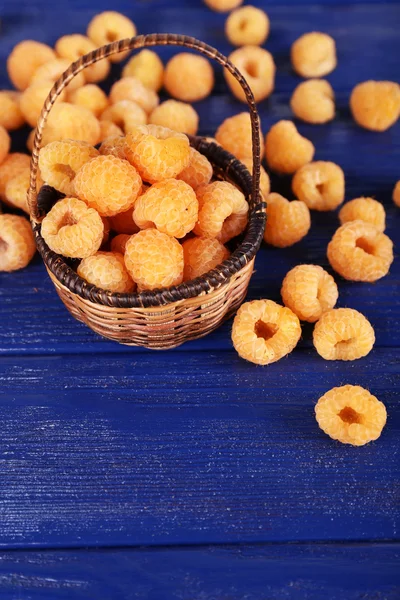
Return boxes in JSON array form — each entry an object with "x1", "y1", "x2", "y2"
[{"x1": 28, "y1": 33, "x2": 262, "y2": 221}]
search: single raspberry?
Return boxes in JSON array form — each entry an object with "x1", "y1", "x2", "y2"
[
  {"x1": 292, "y1": 161, "x2": 345, "y2": 211},
  {"x1": 124, "y1": 229, "x2": 184, "y2": 291},
  {"x1": 98, "y1": 122, "x2": 124, "y2": 143},
  {"x1": 339, "y1": 197, "x2": 386, "y2": 232},
  {"x1": 177, "y1": 148, "x2": 213, "y2": 190},
  {"x1": 350, "y1": 81, "x2": 400, "y2": 132},
  {"x1": 164, "y1": 54, "x2": 214, "y2": 102},
  {"x1": 194, "y1": 181, "x2": 248, "y2": 243},
  {"x1": 315, "y1": 385, "x2": 387, "y2": 446},
  {"x1": 109, "y1": 208, "x2": 139, "y2": 235},
  {"x1": 204, "y1": 0, "x2": 243, "y2": 12},
  {"x1": 30, "y1": 59, "x2": 86, "y2": 92},
  {"x1": 111, "y1": 233, "x2": 131, "y2": 255},
  {"x1": 7, "y1": 40, "x2": 56, "y2": 90},
  {"x1": 0, "y1": 214, "x2": 36, "y2": 272},
  {"x1": 125, "y1": 125, "x2": 191, "y2": 184},
  {"x1": 100, "y1": 100, "x2": 147, "y2": 134},
  {"x1": 4, "y1": 170, "x2": 32, "y2": 213},
  {"x1": 182, "y1": 236, "x2": 230, "y2": 281},
  {"x1": 393, "y1": 181, "x2": 400, "y2": 207},
  {"x1": 232, "y1": 299, "x2": 301, "y2": 365},
  {"x1": 264, "y1": 192, "x2": 311, "y2": 248},
  {"x1": 281, "y1": 264, "x2": 338, "y2": 323},
  {"x1": 99, "y1": 135, "x2": 127, "y2": 160},
  {"x1": 240, "y1": 157, "x2": 270, "y2": 199},
  {"x1": 122, "y1": 50, "x2": 164, "y2": 92},
  {"x1": 0, "y1": 153, "x2": 31, "y2": 200},
  {"x1": 149, "y1": 100, "x2": 199, "y2": 136},
  {"x1": 215, "y1": 112, "x2": 264, "y2": 160},
  {"x1": 0, "y1": 91, "x2": 25, "y2": 130},
  {"x1": 74, "y1": 155, "x2": 142, "y2": 217},
  {"x1": 313, "y1": 308, "x2": 375, "y2": 361},
  {"x1": 55, "y1": 34, "x2": 110, "y2": 83},
  {"x1": 291, "y1": 32, "x2": 337, "y2": 78},
  {"x1": 68, "y1": 84, "x2": 109, "y2": 118},
  {"x1": 20, "y1": 82, "x2": 67, "y2": 128},
  {"x1": 327, "y1": 220, "x2": 394, "y2": 282},
  {"x1": 133, "y1": 179, "x2": 198, "y2": 238},
  {"x1": 77, "y1": 251, "x2": 135, "y2": 293},
  {"x1": 265, "y1": 120, "x2": 314, "y2": 174},
  {"x1": 226, "y1": 6, "x2": 269, "y2": 46},
  {"x1": 87, "y1": 11, "x2": 137, "y2": 63},
  {"x1": 0, "y1": 126, "x2": 11, "y2": 165},
  {"x1": 41, "y1": 103, "x2": 100, "y2": 147},
  {"x1": 225, "y1": 46, "x2": 275, "y2": 103},
  {"x1": 290, "y1": 79, "x2": 335, "y2": 124},
  {"x1": 109, "y1": 77, "x2": 159, "y2": 114},
  {"x1": 41, "y1": 197, "x2": 104, "y2": 258}
]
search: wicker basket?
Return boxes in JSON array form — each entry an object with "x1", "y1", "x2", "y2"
[{"x1": 28, "y1": 33, "x2": 266, "y2": 349}]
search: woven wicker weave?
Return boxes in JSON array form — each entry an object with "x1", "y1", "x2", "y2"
[{"x1": 28, "y1": 33, "x2": 266, "y2": 349}]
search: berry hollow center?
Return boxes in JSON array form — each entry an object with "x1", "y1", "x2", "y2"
[
  {"x1": 244, "y1": 60, "x2": 260, "y2": 78},
  {"x1": 55, "y1": 164, "x2": 76, "y2": 182},
  {"x1": 338, "y1": 406, "x2": 363, "y2": 425},
  {"x1": 335, "y1": 337, "x2": 355, "y2": 351},
  {"x1": 239, "y1": 19, "x2": 249, "y2": 32},
  {"x1": 356, "y1": 236, "x2": 375, "y2": 255},
  {"x1": 58, "y1": 211, "x2": 77, "y2": 229},
  {"x1": 254, "y1": 320, "x2": 278, "y2": 341},
  {"x1": 106, "y1": 30, "x2": 118, "y2": 42},
  {"x1": 0, "y1": 237, "x2": 8, "y2": 252}
]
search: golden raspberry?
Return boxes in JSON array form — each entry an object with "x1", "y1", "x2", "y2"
[
  {"x1": 41, "y1": 197, "x2": 104, "y2": 258},
  {"x1": 0, "y1": 214, "x2": 36, "y2": 272},
  {"x1": 232, "y1": 299, "x2": 301, "y2": 365},
  {"x1": 98, "y1": 122, "x2": 124, "y2": 143},
  {"x1": 290, "y1": 79, "x2": 335, "y2": 124},
  {"x1": 292, "y1": 161, "x2": 345, "y2": 211},
  {"x1": 265, "y1": 120, "x2": 314, "y2": 174},
  {"x1": 4, "y1": 170, "x2": 32, "y2": 214},
  {"x1": 291, "y1": 32, "x2": 337, "y2": 78},
  {"x1": 313, "y1": 308, "x2": 375, "y2": 361},
  {"x1": 55, "y1": 34, "x2": 110, "y2": 83},
  {"x1": 99, "y1": 135, "x2": 127, "y2": 160},
  {"x1": 327, "y1": 220, "x2": 394, "y2": 282},
  {"x1": 125, "y1": 125, "x2": 191, "y2": 184},
  {"x1": 133, "y1": 179, "x2": 198, "y2": 239},
  {"x1": 124, "y1": 229, "x2": 184, "y2": 291},
  {"x1": 164, "y1": 54, "x2": 214, "y2": 102},
  {"x1": 393, "y1": 181, "x2": 400, "y2": 207},
  {"x1": 74, "y1": 155, "x2": 142, "y2": 217},
  {"x1": 87, "y1": 11, "x2": 137, "y2": 63},
  {"x1": 204, "y1": 0, "x2": 243, "y2": 12},
  {"x1": 177, "y1": 148, "x2": 213, "y2": 190},
  {"x1": 182, "y1": 236, "x2": 230, "y2": 281},
  {"x1": 122, "y1": 50, "x2": 164, "y2": 92},
  {"x1": 41, "y1": 103, "x2": 100, "y2": 147},
  {"x1": 39, "y1": 139, "x2": 99, "y2": 196},
  {"x1": 339, "y1": 197, "x2": 385, "y2": 232},
  {"x1": 264, "y1": 193, "x2": 311, "y2": 248},
  {"x1": 0, "y1": 153, "x2": 31, "y2": 200},
  {"x1": 215, "y1": 112, "x2": 264, "y2": 160},
  {"x1": 149, "y1": 100, "x2": 199, "y2": 136},
  {"x1": 100, "y1": 100, "x2": 147, "y2": 133},
  {"x1": 281, "y1": 264, "x2": 338, "y2": 323},
  {"x1": 350, "y1": 81, "x2": 400, "y2": 132},
  {"x1": 110, "y1": 77, "x2": 159, "y2": 114},
  {"x1": 225, "y1": 46, "x2": 275, "y2": 103},
  {"x1": 194, "y1": 181, "x2": 248, "y2": 243},
  {"x1": 77, "y1": 251, "x2": 135, "y2": 293},
  {"x1": 109, "y1": 208, "x2": 139, "y2": 235},
  {"x1": 0, "y1": 126, "x2": 11, "y2": 165},
  {"x1": 68, "y1": 84, "x2": 109, "y2": 118},
  {"x1": 226, "y1": 6, "x2": 270, "y2": 47},
  {"x1": 20, "y1": 82, "x2": 67, "y2": 128},
  {"x1": 111, "y1": 233, "x2": 131, "y2": 255},
  {"x1": 0, "y1": 91, "x2": 25, "y2": 130},
  {"x1": 30, "y1": 59, "x2": 86, "y2": 92},
  {"x1": 240, "y1": 157, "x2": 270, "y2": 199},
  {"x1": 315, "y1": 385, "x2": 387, "y2": 446},
  {"x1": 7, "y1": 40, "x2": 56, "y2": 91}
]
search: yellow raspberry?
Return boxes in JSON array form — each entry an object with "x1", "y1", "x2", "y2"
[
  {"x1": 177, "y1": 147, "x2": 213, "y2": 190},
  {"x1": 149, "y1": 100, "x2": 199, "y2": 136},
  {"x1": 110, "y1": 77, "x2": 159, "y2": 114},
  {"x1": 7, "y1": 40, "x2": 56, "y2": 91},
  {"x1": 240, "y1": 157, "x2": 270, "y2": 199},
  {"x1": 204, "y1": 0, "x2": 243, "y2": 12},
  {"x1": 0, "y1": 91, "x2": 25, "y2": 130},
  {"x1": 87, "y1": 11, "x2": 137, "y2": 63},
  {"x1": 20, "y1": 82, "x2": 67, "y2": 128},
  {"x1": 292, "y1": 161, "x2": 345, "y2": 211},
  {"x1": 327, "y1": 220, "x2": 394, "y2": 282},
  {"x1": 215, "y1": 112, "x2": 264, "y2": 160},
  {"x1": 225, "y1": 46, "x2": 275, "y2": 103},
  {"x1": 183, "y1": 236, "x2": 230, "y2": 281},
  {"x1": 100, "y1": 100, "x2": 147, "y2": 134},
  {"x1": 265, "y1": 120, "x2": 314, "y2": 174},
  {"x1": 313, "y1": 307, "x2": 375, "y2": 362},
  {"x1": 0, "y1": 214, "x2": 36, "y2": 272},
  {"x1": 41, "y1": 197, "x2": 104, "y2": 258},
  {"x1": 225, "y1": 6, "x2": 269, "y2": 46},
  {"x1": 291, "y1": 32, "x2": 337, "y2": 78},
  {"x1": 98, "y1": 122, "x2": 124, "y2": 143},
  {"x1": 125, "y1": 125, "x2": 191, "y2": 184},
  {"x1": 350, "y1": 81, "x2": 400, "y2": 132},
  {"x1": 30, "y1": 59, "x2": 86, "y2": 92},
  {"x1": 55, "y1": 34, "x2": 110, "y2": 83},
  {"x1": 99, "y1": 135, "x2": 127, "y2": 160},
  {"x1": 232, "y1": 299, "x2": 301, "y2": 365},
  {"x1": 0, "y1": 126, "x2": 11, "y2": 165},
  {"x1": 111, "y1": 233, "x2": 131, "y2": 255},
  {"x1": 264, "y1": 192, "x2": 311, "y2": 248},
  {"x1": 194, "y1": 181, "x2": 248, "y2": 243},
  {"x1": 39, "y1": 139, "x2": 99, "y2": 196},
  {"x1": 41, "y1": 103, "x2": 100, "y2": 147},
  {"x1": 281, "y1": 264, "x2": 338, "y2": 323},
  {"x1": 124, "y1": 229, "x2": 184, "y2": 291},
  {"x1": 133, "y1": 179, "x2": 198, "y2": 239},
  {"x1": 339, "y1": 197, "x2": 385, "y2": 232},
  {"x1": 108, "y1": 208, "x2": 139, "y2": 235},
  {"x1": 0, "y1": 153, "x2": 31, "y2": 200},
  {"x1": 393, "y1": 181, "x2": 400, "y2": 207},
  {"x1": 77, "y1": 251, "x2": 135, "y2": 293},
  {"x1": 164, "y1": 54, "x2": 214, "y2": 102},
  {"x1": 290, "y1": 79, "x2": 335, "y2": 124},
  {"x1": 122, "y1": 50, "x2": 164, "y2": 92},
  {"x1": 315, "y1": 385, "x2": 387, "y2": 446},
  {"x1": 4, "y1": 170, "x2": 32, "y2": 214},
  {"x1": 68, "y1": 84, "x2": 109, "y2": 118}
]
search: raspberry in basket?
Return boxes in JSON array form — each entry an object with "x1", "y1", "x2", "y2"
[
  {"x1": 98, "y1": 122, "x2": 124, "y2": 144},
  {"x1": 7, "y1": 40, "x2": 56, "y2": 90},
  {"x1": 264, "y1": 193, "x2": 311, "y2": 248},
  {"x1": 315, "y1": 385, "x2": 387, "y2": 446},
  {"x1": 225, "y1": 6, "x2": 270, "y2": 47},
  {"x1": 204, "y1": 0, "x2": 243, "y2": 12},
  {"x1": 339, "y1": 197, "x2": 386, "y2": 232},
  {"x1": 291, "y1": 32, "x2": 337, "y2": 78},
  {"x1": 20, "y1": 82, "x2": 67, "y2": 128},
  {"x1": 74, "y1": 155, "x2": 142, "y2": 217},
  {"x1": 0, "y1": 91, "x2": 25, "y2": 130},
  {"x1": 77, "y1": 251, "x2": 136, "y2": 293},
  {"x1": 164, "y1": 54, "x2": 214, "y2": 103},
  {"x1": 350, "y1": 81, "x2": 400, "y2": 132},
  {"x1": 110, "y1": 77, "x2": 159, "y2": 114},
  {"x1": 232, "y1": 299, "x2": 301, "y2": 365},
  {"x1": 265, "y1": 121, "x2": 314, "y2": 174},
  {"x1": 290, "y1": 79, "x2": 335, "y2": 124},
  {"x1": 327, "y1": 220, "x2": 394, "y2": 282},
  {"x1": 292, "y1": 161, "x2": 345, "y2": 211},
  {"x1": 393, "y1": 181, "x2": 400, "y2": 207},
  {"x1": 55, "y1": 34, "x2": 110, "y2": 83},
  {"x1": 149, "y1": 100, "x2": 199, "y2": 136},
  {"x1": 0, "y1": 126, "x2": 11, "y2": 165},
  {"x1": 68, "y1": 84, "x2": 109, "y2": 118},
  {"x1": 216, "y1": 112, "x2": 264, "y2": 160},
  {"x1": 87, "y1": 11, "x2": 137, "y2": 63},
  {"x1": 99, "y1": 135, "x2": 127, "y2": 160},
  {"x1": 240, "y1": 157, "x2": 270, "y2": 199},
  {"x1": 41, "y1": 103, "x2": 100, "y2": 147},
  {"x1": 0, "y1": 214, "x2": 36, "y2": 272},
  {"x1": 0, "y1": 153, "x2": 31, "y2": 200},
  {"x1": 183, "y1": 236, "x2": 230, "y2": 281},
  {"x1": 177, "y1": 148, "x2": 213, "y2": 190},
  {"x1": 100, "y1": 100, "x2": 147, "y2": 133},
  {"x1": 111, "y1": 234, "x2": 131, "y2": 255},
  {"x1": 109, "y1": 208, "x2": 139, "y2": 235},
  {"x1": 30, "y1": 59, "x2": 86, "y2": 92},
  {"x1": 225, "y1": 46, "x2": 275, "y2": 103},
  {"x1": 133, "y1": 179, "x2": 198, "y2": 239},
  {"x1": 122, "y1": 50, "x2": 164, "y2": 92},
  {"x1": 124, "y1": 229, "x2": 184, "y2": 291},
  {"x1": 281, "y1": 264, "x2": 338, "y2": 323}
]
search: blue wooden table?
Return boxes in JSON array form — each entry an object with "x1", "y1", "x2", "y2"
[{"x1": 0, "y1": 0, "x2": 399, "y2": 598}]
